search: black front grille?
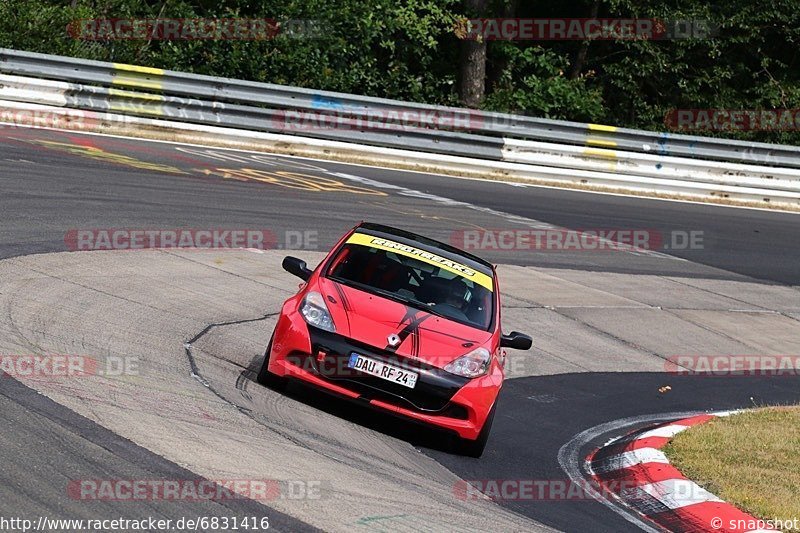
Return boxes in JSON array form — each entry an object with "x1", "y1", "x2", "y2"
[{"x1": 298, "y1": 327, "x2": 471, "y2": 416}]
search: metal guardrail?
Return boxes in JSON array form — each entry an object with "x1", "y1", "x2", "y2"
[
  {"x1": 0, "y1": 48, "x2": 798, "y2": 206},
  {"x1": 3, "y1": 48, "x2": 800, "y2": 169}
]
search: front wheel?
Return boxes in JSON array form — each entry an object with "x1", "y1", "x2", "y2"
[
  {"x1": 454, "y1": 402, "x2": 496, "y2": 458},
  {"x1": 257, "y1": 336, "x2": 288, "y2": 392}
]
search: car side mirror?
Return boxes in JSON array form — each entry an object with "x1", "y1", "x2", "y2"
[
  {"x1": 283, "y1": 256, "x2": 312, "y2": 281},
  {"x1": 500, "y1": 331, "x2": 533, "y2": 350}
]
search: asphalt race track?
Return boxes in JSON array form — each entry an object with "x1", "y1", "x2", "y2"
[{"x1": 1, "y1": 125, "x2": 799, "y2": 532}]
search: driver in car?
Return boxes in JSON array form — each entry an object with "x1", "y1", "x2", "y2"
[{"x1": 436, "y1": 278, "x2": 470, "y2": 322}]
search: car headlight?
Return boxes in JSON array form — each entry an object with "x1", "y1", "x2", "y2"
[
  {"x1": 444, "y1": 347, "x2": 491, "y2": 378},
  {"x1": 300, "y1": 291, "x2": 335, "y2": 332}
]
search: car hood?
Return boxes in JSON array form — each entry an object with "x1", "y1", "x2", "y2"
[{"x1": 318, "y1": 278, "x2": 492, "y2": 368}]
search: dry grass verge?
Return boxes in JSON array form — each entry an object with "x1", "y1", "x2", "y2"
[{"x1": 664, "y1": 407, "x2": 800, "y2": 532}]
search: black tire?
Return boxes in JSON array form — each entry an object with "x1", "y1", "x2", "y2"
[
  {"x1": 257, "y1": 336, "x2": 288, "y2": 392},
  {"x1": 454, "y1": 402, "x2": 496, "y2": 458}
]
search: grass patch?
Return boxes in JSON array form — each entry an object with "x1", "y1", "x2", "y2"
[{"x1": 664, "y1": 406, "x2": 800, "y2": 530}]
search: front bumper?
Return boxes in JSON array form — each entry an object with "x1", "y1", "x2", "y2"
[{"x1": 267, "y1": 310, "x2": 501, "y2": 440}]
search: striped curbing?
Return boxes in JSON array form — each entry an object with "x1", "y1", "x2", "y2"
[{"x1": 586, "y1": 412, "x2": 778, "y2": 533}]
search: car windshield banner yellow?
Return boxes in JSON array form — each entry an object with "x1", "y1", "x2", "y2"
[{"x1": 347, "y1": 233, "x2": 494, "y2": 291}]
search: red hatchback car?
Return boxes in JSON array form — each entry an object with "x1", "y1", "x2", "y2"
[{"x1": 258, "y1": 222, "x2": 532, "y2": 457}]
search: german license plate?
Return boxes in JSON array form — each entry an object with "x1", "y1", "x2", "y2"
[{"x1": 347, "y1": 353, "x2": 418, "y2": 389}]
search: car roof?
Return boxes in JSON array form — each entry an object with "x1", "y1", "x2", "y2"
[{"x1": 354, "y1": 222, "x2": 494, "y2": 276}]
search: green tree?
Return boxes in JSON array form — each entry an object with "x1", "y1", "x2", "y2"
[{"x1": 0, "y1": 0, "x2": 797, "y2": 144}]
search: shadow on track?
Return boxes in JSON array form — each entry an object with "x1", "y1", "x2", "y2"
[{"x1": 243, "y1": 361, "x2": 800, "y2": 533}]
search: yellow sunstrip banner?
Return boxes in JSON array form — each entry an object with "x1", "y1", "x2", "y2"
[{"x1": 347, "y1": 233, "x2": 494, "y2": 291}]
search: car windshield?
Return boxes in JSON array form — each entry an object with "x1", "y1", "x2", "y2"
[{"x1": 326, "y1": 236, "x2": 494, "y2": 330}]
